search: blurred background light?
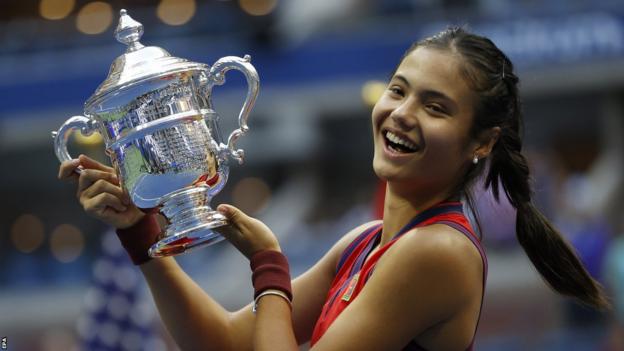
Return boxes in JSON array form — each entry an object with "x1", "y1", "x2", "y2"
[
  {"x1": 232, "y1": 177, "x2": 272, "y2": 215},
  {"x1": 39, "y1": 0, "x2": 75, "y2": 20},
  {"x1": 73, "y1": 130, "x2": 103, "y2": 146},
  {"x1": 50, "y1": 224, "x2": 85, "y2": 263},
  {"x1": 76, "y1": 1, "x2": 113, "y2": 35},
  {"x1": 238, "y1": 0, "x2": 278, "y2": 16},
  {"x1": 10, "y1": 214, "x2": 45, "y2": 254},
  {"x1": 157, "y1": 0, "x2": 196, "y2": 26},
  {"x1": 361, "y1": 80, "x2": 387, "y2": 108}
]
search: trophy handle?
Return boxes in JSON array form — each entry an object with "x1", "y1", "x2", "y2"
[
  {"x1": 208, "y1": 54, "x2": 259, "y2": 164},
  {"x1": 51, "y1": 115, "x2": 97, "y2": 173}
]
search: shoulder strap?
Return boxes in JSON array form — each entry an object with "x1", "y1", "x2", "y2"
[
  {"x1": 390, "y1": 202, "x2": 464, "y2": 242},
  {"x1": 335, "y1": 223, "x2": 382, "y2": 274}
]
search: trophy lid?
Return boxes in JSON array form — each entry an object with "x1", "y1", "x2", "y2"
[{"x1": 85, "y1": 9, "x2": 205, "y2": 108}]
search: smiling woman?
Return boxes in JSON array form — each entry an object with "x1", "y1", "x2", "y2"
[
  {"x1": 58, "y1": 27, "x2": 609, "y2": 351},
  {"x1": 372, "y1": 47, "x2": 481, "y2": 193}
]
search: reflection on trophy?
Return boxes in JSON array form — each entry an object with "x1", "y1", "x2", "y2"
[
  {"x1": 192, "y1": 153, "x2": 220, "y2": 188},
  {"x1": 52, "y1": 9, "x2": 259, "y2": 257}
]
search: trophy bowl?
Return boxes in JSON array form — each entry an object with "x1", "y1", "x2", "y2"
[{"x1": 52, "y1": 9, "x2": 259, "y2": 257}]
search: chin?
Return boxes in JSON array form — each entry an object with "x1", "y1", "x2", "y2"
[
  {"x1": 372, "y1": 155, "x2": 385, "y2": 178},
  {"x1": 372, "y1": 156, "x2": 399, "y2": 182},
  {"x1": 373, "y1": 168, "x2": 389, "y2": 181}
]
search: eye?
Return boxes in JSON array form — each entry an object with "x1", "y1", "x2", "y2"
[
  {"x1": 425, "y1": 103, "x2": 448, "y2": 115},
  {"x1": 388, "y1": 85, "x2": 404, "y2": 97}
]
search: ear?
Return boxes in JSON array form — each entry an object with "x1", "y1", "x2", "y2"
[{"x1": 472, "y1": 127, "x2": 501, "y2": 160}]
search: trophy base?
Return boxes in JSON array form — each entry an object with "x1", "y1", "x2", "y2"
[
  {"x1": 148, "y1": 186, "x2": 228, "y2": 257},
  {"x1": 148, "y1": 211, "x2": 228, "y2": 257}
]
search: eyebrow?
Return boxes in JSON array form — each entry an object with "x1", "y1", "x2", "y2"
[{"x1": 391, "y1": 74, "x2": 459, "y2": 114}]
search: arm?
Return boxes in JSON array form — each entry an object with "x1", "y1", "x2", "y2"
[
  {"x1": 213, "y1": 205, "x2": 380, "y2": 349},
  {"x1": 227, "y1": 220, "x2": 483, "y2": 351},
  {"x1": 137, "y1": 235, "x2": 336, "y2": 350},
  {"x1": 139, "y1": 215, "x2": 378, "y2": 350},
  {"x1": 58, "y1": 156, "x2": 373, "y2": 350},
  {"x1": 139, "y1": 257, "x2": 246, "y2": 350},
  {"x1": 58, "y1": 156, "x2": 240, "y2": 349}
]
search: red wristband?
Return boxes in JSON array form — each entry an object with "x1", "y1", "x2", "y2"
[
  {"x1": 250, "y1": 250, "x2": 292, "y2": 301},
  {"x1": 116, "y1": 214, "x2": 161, "y2": 265}
]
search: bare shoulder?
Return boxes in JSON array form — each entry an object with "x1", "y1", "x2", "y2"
[
  {"x1": 377, "y1": 223, "x2": 484, "y2": 303},
  {"x1": 393, "y1": 223, "x2": 482, "y2": 266}
]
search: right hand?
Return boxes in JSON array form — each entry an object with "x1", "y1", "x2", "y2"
[{"x1": 58, "y1": 154, "x2": 145, "y2": 229}]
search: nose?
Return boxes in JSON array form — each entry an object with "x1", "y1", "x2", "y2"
[{"x1": 389, "y1": 102, "x2": 418, "y2": 130}]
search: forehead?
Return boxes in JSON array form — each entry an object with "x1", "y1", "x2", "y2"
[{"x1": 394, "y1": 47, "x2": 476, "y2": 105}]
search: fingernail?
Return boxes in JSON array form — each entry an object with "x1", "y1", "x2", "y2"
[
  {"x1": 71, "y1": 159, "x2": 80, "y2": 166},
  {"x1": 217, "y1": 205, "x2": 229, "y2": 214}
]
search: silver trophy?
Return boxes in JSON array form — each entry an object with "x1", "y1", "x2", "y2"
[{"x1": 52, "y1": 9, "x2": 259, "y2": 257}]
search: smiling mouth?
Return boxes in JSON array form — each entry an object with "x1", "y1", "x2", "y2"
[{"x1": 383, "y1": 130, "x2": 419, "y2": 153}]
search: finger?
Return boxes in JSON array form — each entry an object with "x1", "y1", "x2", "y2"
[
  {"x1": 212, "y1": 225, "x2": 238, "y2": 242},
  {"x1": 58, "y1": 159, "x2": 81, "y2": 180},
  {"x1": 217, "y1": 204, "x2": 252, "y2": 229},
  {"x1": 214, "y1": 205, "x2": 247, "y2": 239},
  {"x1": 82, "y1": 179, "x2": 129, "y2": 205},
  {"x1": 78, "y1": 154, "x2": 115, "y2": 173},
  {"x1": 77, "y1": 169, "x2": 120, "y2": 196},
  {"x1": 83, "y1": 192, "x2": 128, "y2": 214},
  {"x1": 98, "y1": 207, "x2": 127, "y2": 224}
]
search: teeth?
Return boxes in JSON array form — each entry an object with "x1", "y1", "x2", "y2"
[{"x1": 385, "y1": 131, "x2": 417, "y2": 151}]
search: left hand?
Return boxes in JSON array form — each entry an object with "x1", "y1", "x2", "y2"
[{"x1": 215, "y1": 204, "x2": 281, "y2": 259}]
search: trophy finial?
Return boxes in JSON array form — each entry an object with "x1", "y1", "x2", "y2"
[{"x1": 115, "y1": 9, "x2": 145, "y2": 52}]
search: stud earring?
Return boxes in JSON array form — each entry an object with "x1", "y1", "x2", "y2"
[{"x1": 472, "y1": 155, "x2": 479, "y2": 164}]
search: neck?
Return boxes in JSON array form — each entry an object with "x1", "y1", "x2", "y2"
[{"x1": 380, "y1": 182, "x2": 458, "y2": 246}]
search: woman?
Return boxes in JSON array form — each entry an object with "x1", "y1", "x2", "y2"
[{"x1": 59, "y1": 27, "x2": 608, "y2": 350}]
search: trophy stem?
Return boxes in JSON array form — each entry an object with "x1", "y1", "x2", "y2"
[{"x1": 149, "y1": 186, "x2": 228, "y2": 257}]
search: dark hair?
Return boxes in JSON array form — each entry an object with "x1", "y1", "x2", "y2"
[{"x1": 403, "y1": 27, "x2": 609, "y2": 309}]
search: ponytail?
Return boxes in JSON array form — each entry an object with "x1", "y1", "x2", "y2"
[
  {"x1": 487, "y1": 116, "x2": 610, "y2": 309},
  {"x1": 516, "y1": 202, "x2": 609, "y2": 308}
]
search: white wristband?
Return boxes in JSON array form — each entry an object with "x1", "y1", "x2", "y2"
[{"x1": 252, "y1": 289, "x2": 292, "y2": 314}]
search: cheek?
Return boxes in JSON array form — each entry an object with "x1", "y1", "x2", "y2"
[
  {"x1": 423, "y1": 125, "x2": 467, "y2": 160},
  {"x1": 371, "y1": 105, "x2": 382, "y2": 131},
  {"x1": 371, "y1": 97, "x2": 391, "y2": 129}
]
